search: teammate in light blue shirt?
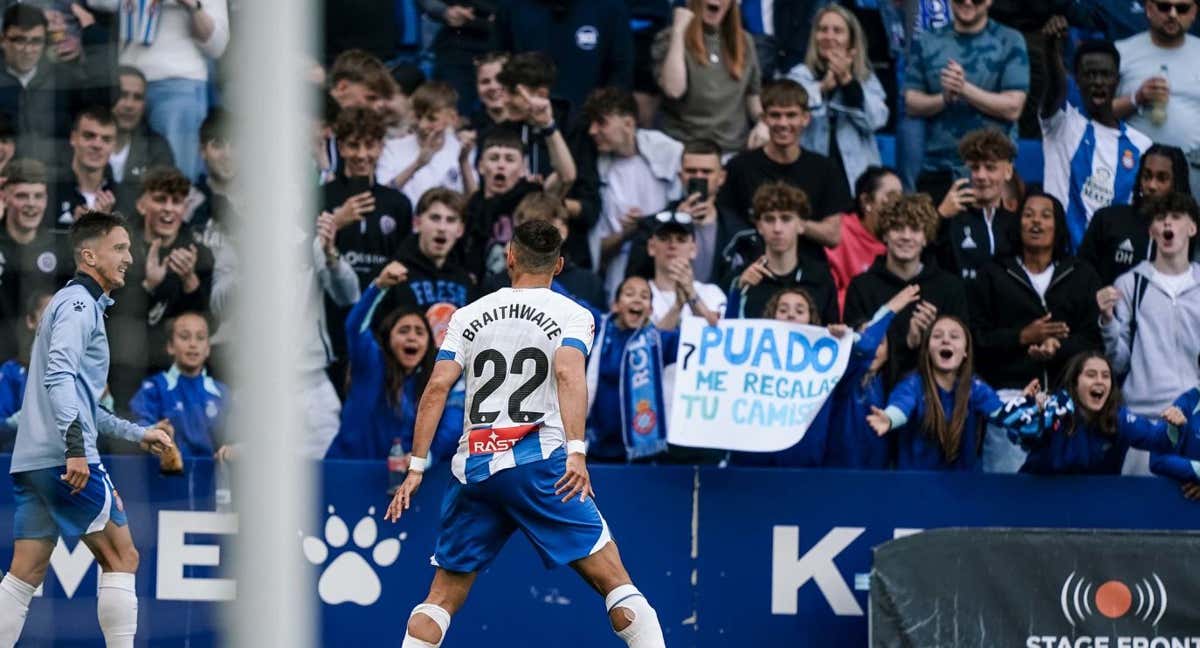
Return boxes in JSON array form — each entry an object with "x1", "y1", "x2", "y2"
[
  {"x1": 385, "y1": 220, "x2": 666, "y2": 648},
  {"x1": 0, "y1": 212, "x2": 173, "y2": 648}
]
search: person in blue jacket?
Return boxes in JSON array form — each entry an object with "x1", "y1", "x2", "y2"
[
  {"x1": 326, "y1": 261, "x2": 462, "y2": 462},
  {"x1": 824, "y1": 284, "x2": 921, "y2": 469},
  {"x1": 129, "y1": 312, "x2": 230, "y2": 457},
  {"x1": 585, "y1": 275, "x2": 683, "y2": 463},
  {"x1": 1150, "y1": 388, "x2": 1200, "y2": 500},
  {"x1": 868, "y1": 315, "x2": 1008, "y2": 471},
  {"x1": 1000, "y1": 351, "x2": 1186, "y2": 475},
  {"x1": 0, "y1": 292, "x2": 52, "y2": 451}
]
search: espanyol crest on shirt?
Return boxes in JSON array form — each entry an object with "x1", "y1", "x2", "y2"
[
  {"x1": 576, "y1": 26, "x2": 598, "y2": 51},
  {"x1": 1122, "y1": 149, "x2": 1135, "y2": 170},
  {"x1": 379, "y1": 214, "x2": 397, "y2": 236},
  {"x1": 36, "y1": 251, "x2": 57, "y2": 274}
]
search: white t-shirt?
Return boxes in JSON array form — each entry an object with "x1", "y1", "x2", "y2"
[
  {"x1": 437, "y1": 287, "x2": 596, "y2": 484},
  {"x1": 1117, "y1": 32, "x2": 1200, "y2": 154},
  {"x1": 1022, "y1": 261, "x2": 1055, "y2": 299},
  {"x1": 591, "y1": 154, "x2": 670, "y2": 297},
  {"x1": 374, "y1": 128, "x2": 466, "y2": 208},
  {"x1": 649, "y1": 279, "x2": 726, "y2": 323},
  {"x1": 1041, "y1": 103, "x2": 1152, "y2": 231},
  {"x1": 1153, "y1": 266, "x2": 1195, "y2": 299},
  {"x1": 109, "y1": 142, "x2": 132, "y2": 183}
]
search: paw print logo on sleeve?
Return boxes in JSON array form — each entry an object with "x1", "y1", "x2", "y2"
[{"x1": 302, "y1": 506, "x2": 404, "y2": 606}]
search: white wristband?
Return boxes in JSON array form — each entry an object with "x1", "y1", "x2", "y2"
[
  {"x1": 566, "y1": 440, "x2": 587, "y2": 456},
  {"x1": 409, "y1": 455, "x2": 429, "y2": 473}
]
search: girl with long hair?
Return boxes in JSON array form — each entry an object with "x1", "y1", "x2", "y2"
[
  {"x1": 654, "y1": 0, "x2": 763, "y2": 152},
  {"x1": 326, "y1": 262, "x2": 462, "y2": 461},
  {"x1": 867, "y1": 315, "x2": 1008, "y2": 470},
  {"x1": 1000, "y1": 352, "x2": 1184, "y2": 475}
]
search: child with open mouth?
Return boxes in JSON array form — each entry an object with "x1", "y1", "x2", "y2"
[
  {"x1": 584, "y1": 276, "x2": 685, "y2": 463},
  {"x1": 997, "y1": 351, "x2": 1186, "y2": 475},
  {"x1": 868, "y1": 315, "x2": 1017, "y2": 471}
]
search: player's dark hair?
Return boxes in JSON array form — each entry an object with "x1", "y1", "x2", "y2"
[
  {"x1": 69, "y1": 211, "x2": 129, "y2": 257},
  {"x1": 1073, "y1": 39, "x2": 1120, "y2": 74},
  {"x1": 916, "y1": 315, "x2": 975, "y2": 464},
  {"x1": 764, "y1": 287, "x2": 821, "y2": 326},
  {"x1": 5, "y1": 158, "x2": 47, "y2": 187},
  {"x1": 374, "y1": 306, "x2": 436, "y2": 408},
  {"x1": 1058, "y1": 351, "x2": 1121, "y2": 438},
  {"x1": 510, "y1": 219, "x2": 562, "y2": 274},
  {"x1": 497, "y1": 52, "x2": 556, "y2": 91},
  {"x1": 3, "y1": 4, "x2": 46, "y2": 32},
  {"x1": 73, "y1": 105, "x2": 116, "y2": 132}
]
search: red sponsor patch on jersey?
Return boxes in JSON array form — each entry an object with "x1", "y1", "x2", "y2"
[{"x1": 468, "y1": 423, "x2": 540, "y2": 455}]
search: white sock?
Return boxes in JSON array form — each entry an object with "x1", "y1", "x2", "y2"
[
  {"x1": 605, "y1": 584, "x2": 666, "y2": 648},
  {"x1": 97, "y1": 572, "x2": 137, "y2": 648},
  {"x1": 0, "y1": 573, "x2": 35, "y2": 648},
  {"x1": 401, "y1": 603, "x2": 450, "y2": 647}
]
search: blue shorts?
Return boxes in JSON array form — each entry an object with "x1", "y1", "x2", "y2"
[
  {"x1": 433, "y1": 449, "x2": 611, "y2": 572},
  {"x1": 12, "y1": 463, "x2": 128, "y2": 540}
]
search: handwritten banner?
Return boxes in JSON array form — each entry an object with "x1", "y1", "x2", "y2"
[{"x1": 668, "y1": 317, "x2": 852, "y2": 451}]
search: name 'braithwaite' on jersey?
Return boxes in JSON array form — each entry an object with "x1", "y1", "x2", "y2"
[{"x1": 461, "y1": 303, "x2": 563, "y2": 342}]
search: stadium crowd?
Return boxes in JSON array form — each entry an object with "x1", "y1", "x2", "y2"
[{"x1": 0, "y1": 0, "x2": 1197, "y2": 498}]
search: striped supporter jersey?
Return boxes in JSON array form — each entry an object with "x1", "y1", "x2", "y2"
[{"x1": 436, "y1": 287, "x2": 595, "y2": 484}]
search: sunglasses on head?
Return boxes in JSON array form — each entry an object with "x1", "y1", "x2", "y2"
[
  {"x1": 654, "y1": 210, "x2": 693, "y2": 225},
  {"x1": 1153, "y1": 0, "x2": 1195, "y2": 14}
]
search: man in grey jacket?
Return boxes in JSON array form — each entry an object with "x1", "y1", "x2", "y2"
[
  {"x1": 1099, "y1": 192, "x2": 1200, "y2": 474},
  {"x1": 0, "y1": 212, "x2": 173, "y2": 648}
]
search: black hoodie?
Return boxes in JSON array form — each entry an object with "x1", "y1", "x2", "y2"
[
  {"x1": 843, "y1": 255, "x2": 970, "y2": 388},
  {"x1": 717, "y1": 229, "x2": 839, "y2": 324},
  {"x1": 1077, "y1": 204, "x2": 1153, "y2": 287},
  {"x1": 370, "y1": 234, "x2": 478, "y2": 331},
  {"x1": 933, "y1": 206, "x2": 1019, "y2": 284},
  {"x1": 970, "y1": 255, "x2": 1103, "y2": 390}
]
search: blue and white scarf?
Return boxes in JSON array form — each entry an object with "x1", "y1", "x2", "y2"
[
  {"x1": 121, "y1": 0, "x2": 162, "y2": 48},
  {"x1": 586, "y1": 315, "x2": 668, "y2": 460}
]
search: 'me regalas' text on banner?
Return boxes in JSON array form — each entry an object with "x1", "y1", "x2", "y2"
[{"x1": 668, "y1": 317, "x2": 852, "y2": 452}]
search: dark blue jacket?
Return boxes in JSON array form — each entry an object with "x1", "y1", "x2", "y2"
[
  {"x1": 885, "y1": 372, "x2": 1002, "y2": 471},
  {"x1": 327, "y1": 283, "x2": 463, "y2": 461},
  {"x1": 823, "y1": 311, "x2": 894, "y2": 469},
  {"x1": 1151, "y1": 387, "x2": 1200, "y2": 484},
  {"x1": 492, "y1": 0, "x2": 634, "y2": 112},
  {"x1": 129, "y1": 366, "x2": 229, "y2": 457},
  {"x1": 1008, "y1": 391, "x2": 1183, "y2": 475}
]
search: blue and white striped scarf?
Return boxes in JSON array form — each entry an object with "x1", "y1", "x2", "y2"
[{"x1": 121, "y1": 0, "x2": 162, "y2": 48}]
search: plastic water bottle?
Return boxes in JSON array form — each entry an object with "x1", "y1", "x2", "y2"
[
  {"x1": 387, "y1": 438, "x2": 406, "y2": 495},
  {"x1": 1150, "y1": 64, "x2": 1169, "y2": 127}
]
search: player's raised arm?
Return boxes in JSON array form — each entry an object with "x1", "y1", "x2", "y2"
[{"x1": 387, "y1": 358, "x2": 462, "y2": 522}]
